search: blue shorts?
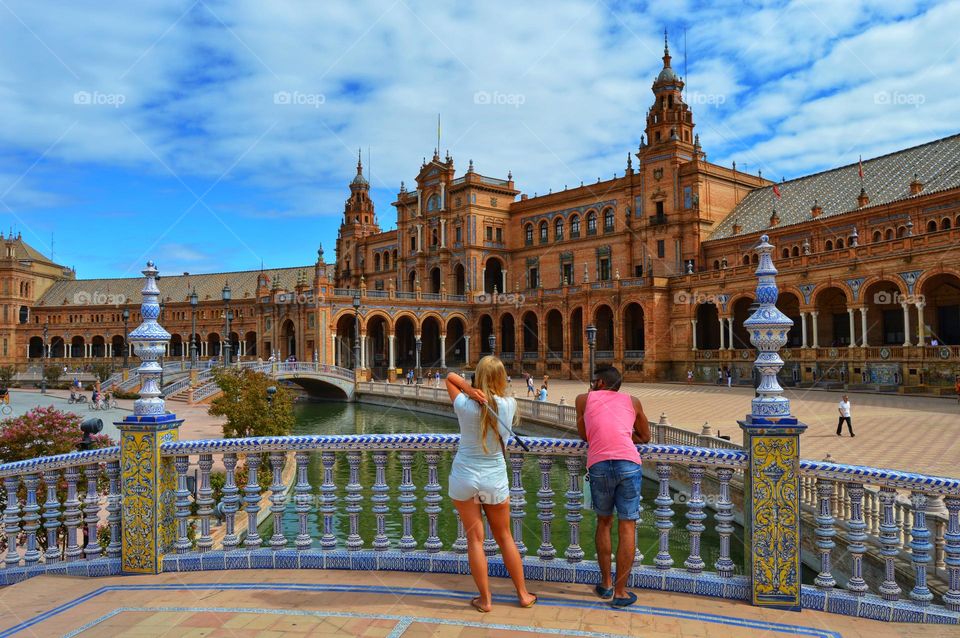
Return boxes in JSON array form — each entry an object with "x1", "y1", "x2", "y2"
[{"x1": 588, "y1": 460, "x2": 642, "y2": 520}]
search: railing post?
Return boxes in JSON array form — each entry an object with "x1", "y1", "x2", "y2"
[
  {"x1": 814, "y1": 479, "x2": 836, "y2": 589},
  {"x1": 116, "y1": 261, "x2": 182, "y2": 574},
  {"x1": 424, "y1": 453, "x2": 442, "y2": 553},
  {"x1": 943, "y1": 496, "x2": 960, "y2": 611},
  {"x1": 319, "y1": 451, "x2": 337, "y2": 550},
  {"x1": 909, "y1": 491, "x2": 934, "y2": 605},
  {"x1": 243, "y1": 453, "x2": 263, "y2": 549},
  {"x1": 845, "y1": 483, "x2": 869, "y2": 595},
  {"x1": 196, "y1": 454, "x2": 214, "y2": 553},
  {"x1": 397, "y1": 451, "x2": 416, "y2": 551},
  {"x1": 536, "y1": 456, "x2": 556, "y2": 561},
  {"x1": 684, "y1": 465, "x2": 706, "y2": 573},
  {"x1": 64, "y1": 466, "x2": 82, "y2": 562},
  {"x1": 269, "y1": 452, "x2": 287, "y2": 550},
  {"x1": 3, "y1": 476, "x2": 21, "y2": 566},
  {"x1": 509, "y1": 453, "x2": 527, "y2": 557},
  {"x1": 174, "y1": 456, "x2": 191, "y2": 554},
  {"x1": 738, "y1": 235, "x2": 806, "y2": 610},
  {"x1": 21, "y1": 474, "x2": 40, "y2": 565},
  {"x1": 221, "y1": 453, "x2": 240, "y2": 551},
  {"x1": 42, "y1": 470, "x2": 61, "y2": 563},
  {"x1": 371, "y1": 452, "x2": 390, "y2": 550},
  {"x1": 345, "y1": 451, "x2": 363, "y2": 551},
  {"x1": 714, "y1": 467, "x2": 735, "y2": 577},
  {"x1": 294, "y1": 451, "x2": 312, "y2": 551},
  {"x1": 878, "y1": 487, "x2": 902, "y2": 601},
  {"x1": 654, "y1": 463, "x2": 674, "y2": 569},
  {"x1": 564, "y1": 455, "x2": 584, "y2": 563}
]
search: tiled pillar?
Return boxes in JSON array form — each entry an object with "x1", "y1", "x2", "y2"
[
  {"x1": 739, "y1": 236, "x2": 807, "y2": 611},
  {"x1": 691, "y1": 319, "x2": 698, "y2": 351},
  {"x1": 727, "y1": 316, "x2": 734, "y2": 350},
  {"x1": 717, "y1": 318, "x2": 724, "y2": 350},
  {"x1": 116, "y1": 262, "x2": 182, "y2": 574}
]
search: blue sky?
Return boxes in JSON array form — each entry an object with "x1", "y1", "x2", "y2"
[{"x1": 0, "y1": 0, "x2": 956, "y2": 279}]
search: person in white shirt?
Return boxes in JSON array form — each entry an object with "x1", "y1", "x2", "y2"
[{"x1": 836, "y1": 394, "x2": 854, "y2": 437}]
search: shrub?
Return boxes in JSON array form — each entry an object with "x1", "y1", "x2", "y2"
[
  {"x1": 0, "y1": 406, "x2": 115, "y2": 463},
  {"x1": 208, "y1": 368, "x2": 294, "y2": 439}
]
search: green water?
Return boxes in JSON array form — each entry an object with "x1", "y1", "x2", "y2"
[{"x1": 260, "y1": 401, "x2": 745, "y2": 572}]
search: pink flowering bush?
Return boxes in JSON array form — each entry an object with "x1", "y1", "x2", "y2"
[{"x1": 0, "y1": 405, "x2": 115, "y2": 463}]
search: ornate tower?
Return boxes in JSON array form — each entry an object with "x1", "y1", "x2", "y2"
[
  {"x1": 644, "y1": 30, "x2": 695, "y2": 148},
  {"x1": 336, "y1": 152, "x2": 380, "y2": 287}
]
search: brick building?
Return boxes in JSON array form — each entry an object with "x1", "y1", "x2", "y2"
[{"x1": 6, "y1": 39, "x2": 960, "y2": 391}]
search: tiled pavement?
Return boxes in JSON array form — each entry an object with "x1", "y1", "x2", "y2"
[
  {"x1": 527, "y1": 380, "x2": 960, "y2": 479},
  {"x1": 0, "y1": 570, "x2": 956, "y2": 638}
]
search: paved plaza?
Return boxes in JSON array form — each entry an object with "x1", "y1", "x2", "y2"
[{"x1": 1, "y1": 569, "x2": 955, "y2": 638}]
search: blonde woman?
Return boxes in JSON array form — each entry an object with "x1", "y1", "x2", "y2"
[{"x1": 445, "y1": 356, "x2": 537, "y2": 613}]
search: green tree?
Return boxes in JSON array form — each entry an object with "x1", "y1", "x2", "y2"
[
  {"x1": 43, "y1": 364, "x2": 63, "y2": 385},
  {"x1": 91, "y1": 362, "x2": 113, "y2": 382},
  {"x1": 208, "y1": 368, "x2": 294, "y2": 439},
  {"x1": 0, "y1": 365, "x2": 15, "y2": 387}
]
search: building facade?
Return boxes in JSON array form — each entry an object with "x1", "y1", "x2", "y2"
[{"x1": 6, "y1": 40, "x2": 960, "y2": 390}]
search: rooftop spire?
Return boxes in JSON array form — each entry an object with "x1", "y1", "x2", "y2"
[{"x1": 663, "y1": 28, "x2": 671, "y2": 68}]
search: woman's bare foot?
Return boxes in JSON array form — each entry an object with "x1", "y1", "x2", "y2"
[
  {"x1": 518, "y1": 592, "x2": 538, "y2": 608},
  {"x1": 471, "y1": 596, "x2": 492, "y2": 613}
]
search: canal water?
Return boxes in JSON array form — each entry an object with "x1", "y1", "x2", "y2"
[{"x1": 259, "y1": 401, "x2": 747, "y2": 573}]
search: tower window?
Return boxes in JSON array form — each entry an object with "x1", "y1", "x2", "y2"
[
  {"x1": 525, "y1": 224, "x2": 533, "y2": 246},
  {"x1": 603, "y1": 209, "x2": 614, "y2": 232},
  {"x1": 586, "y1": 212, "x2": 597, "y2": 235},
  {"x1": 539, "y1": 221, "x2": 548, "y2": 243},
  {"x1": 570, "y1": 216, "x2": 581, "y2": 238},
  {"x1": 496, "y1": 227, "x2": 503, "y2": 242},
  {"x1": 555, "y1": 217, "x2": 564, "y2": 240},
  {"x1": 657, "y1": 240, "x2": 665, "y2": 258},
  {"x1": 655, "y1": 132, "x2": 661, "y2": 142},
  {"x1": 455, "y1": 226, "x2": 462, "y2": 243},
  {"x1": 486, "y1": 226, "x2": 493, "y2": 241}
]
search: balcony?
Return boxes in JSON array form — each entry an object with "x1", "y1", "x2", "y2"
[{"x1": 649, "y1": 214, "x2": 667, "y2": 226}]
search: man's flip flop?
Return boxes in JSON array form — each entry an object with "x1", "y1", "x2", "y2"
[
  {"x1": 470, "y1": 597, "x2": 491, "y2": 613},
  {"x1": 594, "y1": 585, "x2": 614, "y2": 600},
  {"x1": 610, "y1": 592, "x2": 638, "y2": 608}
]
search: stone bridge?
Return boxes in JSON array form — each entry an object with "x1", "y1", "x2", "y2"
[{"x1": 186, "y1": 361, "x2": 357, "y2": 402}]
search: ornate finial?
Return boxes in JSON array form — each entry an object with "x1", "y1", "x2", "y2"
[
  {"x1": 128, "y1": 262, "x2": 171, "y2": 417},
  {"x1": 317, "y1": 243, "x2": 324, "y2": 262},
  {"x1": 664, "y1": 27, "x2": 669, "y2": 56},
  {"x1": 468, "y1": 159, "x2": 474, "y2": 172},
  {"x1": 802, "y1": 238, "x2": 810, "y2": 255},
  {"x1": 743, "y1": 235, "x2": 796, "y2": 425},
  {"x1": 400, "y1": 180, "x2": 406, "y2": 193},
  {"x1": 694, "y1": 133, "x2": 701, "y2": 149},
  {"x1": 626, "y1": 153, "x2": 633, "y2": 170},
  {"x1": 906, "y1": 218, "x2": 914, "y2": 236},
  {"x1": 850, "y1": 227, "x2": 859, "y2": 247},
  {"x1": 357, "y1": 147, "x2": 362, "y2": 171},
  {"x1": 445, "y1": 149, "x2": 451, "y2": 162},
  {"x1": 686, "y1": 261, "x2": 694, "y2": 275},
  {"x1": 507, "y1": 170, "x2": 512, "y2": 181}
]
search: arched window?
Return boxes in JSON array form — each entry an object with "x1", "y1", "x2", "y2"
[
  {"x1": 825, "y1": 239, "x2": 833, "y2": 251},
  {"x1": 781, "y1": 248, "x2": 790, "y2": 259},
  {"x1": 383, "y1": 252, "x2": 390, "y2": 270},
  {"x1": 570, "y1": 215, "x2": 581, "y2": 238},
  {"x1": 374, "y1": 253, "x2": 381, "y2": 271},
  {"x1": 392, "y1": 249, "x2": 398, "y2": 265},
  {"x1": 751, "y1": 253, "x2": 759, "y2": 265},
  {"x1": 713, "y1": 260, "x2": 720, "y2": 270},
  {"x1": 539, "y1": 220, "x2": 548, "y2": 243},
  {"x1": 885, "y1": 228, "x2": 894, "y2": 241},
  {"x1": 426, "y1": 195, "x2": 440, "y2": 211},
  {"x1": 554, "y1": 217, "x2": 564, "y2": 240},
  {"x1": 927, "y1": 220, "x2": 938, "y2": 233},
  {"x1": 872, "y1": 231, "x2": 882, "y2": 242},
  {"x1": 603, "y1": 208, "x2": 614, "y2": 232},
  {"x1": 431, "y1": 228, "x2": 439, "y2": 246},
  {"x1": 836, "y1": 238, "x2": 844, "y2": 249},
  {"x1": 942, "y1": 217, "x2": 952, "y2": 230},
  {"x1": 586, "y1": 211, "x2": 597, "y2": 235},
  {"x1": 792, "y1": 246, "x2": 800, "y2": 257},
  {"x1": 896, "y1": 226, "x2": 906, "y2": 238},
  {"x1": 742, "y1": 255, "x2": 750, "y2": 265},
  {"x1": 525, "y1": 224, "x2": 534, "y2": 246}
]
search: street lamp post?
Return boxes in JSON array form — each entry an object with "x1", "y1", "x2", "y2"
[
  {"x1": 222, "y1": 282, "x2": 232, "y2": 367},
  {"x1": 487, "y1": 332, "x2": 496, "y2": 357},
  {"x1": 41, "y1": 319, "x2": 49, "y2": 394},
  {"x1": 122, "y1": 309, "x2": 130, "y2": 370},
  {"x1": 586, "y1": 323, "x2": 598, "y2": 385},
  {"x1": 189, "y1": 288, "x2": 198, "y2": 369},
  {"x1": 352, "y1": 293, "x2": 361, "y2": 371}
]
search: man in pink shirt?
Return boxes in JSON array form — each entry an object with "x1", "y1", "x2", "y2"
[{"x1": 576, "y1": 365, "x2": 650, "y2": 608}]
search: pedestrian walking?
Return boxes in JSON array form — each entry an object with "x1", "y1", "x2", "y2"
[
  {"x1": 686, "y1": 369, "x2": 693, "y2": 385},
  {"x1": 444, "y1": 358, "x2": 537, "y2": 613},
  {"x1": 576, "y1": 364, "x2": 650, "y2": 608},
  {"x1": 525, "y1": 373, "x2": 534, "y2": 397},
  {"x1": 716, "y1": 367, "x2": 723, "y2": 385},
  {"x1": 837, "y1": 394, "x2": 854, "y2": 437},
  {"x1": 726, "y1": 367, "x2": 732, "y2": 388}
]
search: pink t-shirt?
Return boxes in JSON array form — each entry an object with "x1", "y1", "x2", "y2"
[{"x1": 584, "y1": 390, "x2": 641, "y2": 468}]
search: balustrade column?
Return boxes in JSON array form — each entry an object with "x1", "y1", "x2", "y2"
[
  {"x1": 388, "y1": 334, "x2": 396, "y2": 370},
  {"x1": 902, "y1": 302, "x2": 912, "y2": 346},
  {"x1": 718, "y1": 317, "x2": 725, "y2": 350},
  {"x1": 269, "y1": 452, "x2": 288, "y2": 550},
  {"x1": 943, "y1": 496, "x2": 960, "y2": 611},
  {"x1": 243, "y1": 453, "x2": 263, "y2": 549},
  {"x1": 483, "y1": 519, "x2": 497, "y2": 556},
  {"x1": 916, "y1": 302, "x2": 926, "y2": 345},
  {"x1": 847, "y1": 309, "x2": 856, "y2": 348},
  {"x1": 371, "y1": 452, "x2": 389, "y2": 550},
  {"x1": 221, "y1": 453, "x2": 240, "y2": 551},
  {"x1": 714, "y1": 468, "x2": 735, "y2": 577},
  {"x1": 509, "y1": 454, "x2": 526, "y2": 556},
  {"x1": 439, "y1": 335, "x2": 446, "y2": 369},
  {"x1": 64, "y1": 466, "x2": 83, "y2": 562},
  {"x1": 79, "y1": 464, "x2": 100, "y2": 560},
  {"x1": 293, "y1": 452, "x2": 312, "y2": 550},
  {"x1": 319, "y1": 452, "x2": 337, "y2": 550},
  {"x1": 909, "y1": 492, "x2": 934, "y2": 605},
  {"x1": 174, "y1": 456, "x2": 191, "y2": 554},
  {"x1": 536, "y1": 456, "x2": 556, "y2": 560},
  {"x1": 345, "y1": 451, "x2": 363, "y2": 550},
  {"x1": 654, "y1": 463, "x2": 674, "y2": 569},
  {"x1": 845, "y1": 483, "x2": 869, "y2": 595},
  {"x1": 814, "y1": 479, "x2": 836, "y2": 588},
  {"x1": 860, "y1": 308, "x2": 869, "y2": 347},
  {"x1": 424, "y1": 453, "x2": 442, "y2": 552},
  {"x1": 42, "y1": 470, "x2": 61, "y2": 563},
  {"x1": 21, "y1": 474, "x2": 41, "y2": 565},
  {"x1": 463, "y1": 335, "x2": 470, "y2": 366},
  {"x1": 878, "y1": 487, "x2": 902, "y2": 600},
  {"x1": 196, "y1": 454, "x2": 214, "y2": 552},
  {"x1": 3, "y1": 476, "x2": 21, "y2": 566},
  {"x1": 398, "y1": 451, "x2": 416, "y2": 551},
  {"x1": 564, "y1": 456, "x2": 584, "y2": 562},
  {"x1": 453, "y1": 509, "x2": 468, "y2": 554},
  {"x1": 684, "y1": 465, "x2": 706, "y2": 573},
  {"x1": 811, "y1": 311, "x2": 819, "y2": 348},
  {"x1": 800, "y1": 312, "x2": 808, "y2": 348}
]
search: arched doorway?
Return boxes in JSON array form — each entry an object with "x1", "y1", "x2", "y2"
[
  {"x1": 366, "y1": 315, "x2": 389, "y2": 378},
  {"x1": 28, "y1": 336, "x2": 43, "y2": 359},
  {"x1": 545, "y1": 309, "x2": 563, "y2": 356},
  {"x1": 454, "y1": 263, "x2": 466, "y2": 296},
  {"x1": 50, "y1": 337, "x2": 65, "y2": 358},
  {"x1": 228, "y1": 331, "x2": 241, "y2": 363},
  {"x1": 479, "y1": 315, "x2": 494, "y2": 356},
  {"x1": 499, "y1": 313, "x2": 515, "y2": 358},
  {"x1": 91, "y1": 336, "x2": 106, "y2": 358},
  {"x1": 395, "y1": 316, "x2": 417, "y2": 371},
  {"x1": 430, "y1": 268, "x2": 441, "y2": 294},
  {"x1": 571, "y1": 307, "x2": 584, "y2": 363},
  {"x1": 170, "y1": 334, "x2": 183, "y2": 357},
  {"x1": 280, "y1": 321, "x2": 295, "y2": 361},
  {"x1": 244, "y1": 331, "x2": 257, "y2": 358},
  {"x1": 521, "y1": 311, "x2": 539, "y2": 357},
  {"x1": 594, "y1": 305, "x2": 614, "y2": 359},
  {"x1": 408, "y1": 270, "x2": 417, "y2": 292},
  {"x1": 446, "y1": 317, "x2": 466, "y2": 366},
  {"x1": 920, "y1": 273, "x2": 960, "y2": 345},
  {"x1": 731, "y1": 297, "x2": 754, "y2": 349},
  {"x1": 814, "y1": 287, "x2": 850, "y2": 347},
  {"x1": 484, "y1": 257, "x2": 504, "y2": 294},
  {"x1": 335, "y1": 314, "x2": 358, "y2": 368},
  {"x1": 111, "y1": 335, "x2": 125, "y2": 359},
  {"x1": 623, "y1": 303, "x2": 645, "y2": 353},
  {"x1": 207, "y1": 333, "x2": 221, "y2": 358},
  {"x1": 70, "y1": 336, "x2": 84, "y2": 358},
  {"x1": 421, "y1": 316, "x2": 442, "y2": 370},
  {"x1": 695, "y1": 303, "x2": 720, "y2": 350}
]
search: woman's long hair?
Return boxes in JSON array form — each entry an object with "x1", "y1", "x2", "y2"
[{"x1": 473, "y1": 355, "x2": 519, "y2": 453}]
